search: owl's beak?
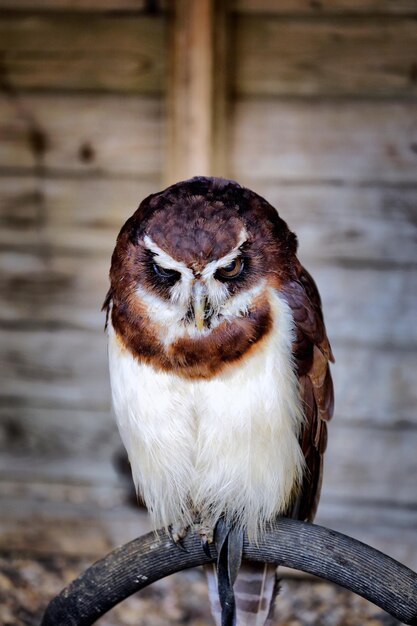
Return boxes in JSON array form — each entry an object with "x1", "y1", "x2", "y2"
[{"x1": 192, "y1": 280, "x2": 206, "y2": 331}]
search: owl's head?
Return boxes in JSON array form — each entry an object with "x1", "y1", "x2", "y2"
[{"x1": 106, "y1": 177, "x2": 298, "y2": 378}]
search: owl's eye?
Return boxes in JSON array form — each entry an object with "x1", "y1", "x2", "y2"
[
  {"x1": 152, "y1": 262, "x2": 180, "y2": 282},
  {"x1": 215, "y1": 257, "x2": 244, "y2": 280}
]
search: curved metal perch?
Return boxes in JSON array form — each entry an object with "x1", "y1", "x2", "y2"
[{"x1": 41, "y1": 518, "x2": 417, "y2": 626}]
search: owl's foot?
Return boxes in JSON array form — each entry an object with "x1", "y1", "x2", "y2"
[
  {"x1": 168, "y1": 520, "x2": 215, "y2": 557},
  {"x1": 168, "y1": 522, "x2": 189, "y2": 552}
]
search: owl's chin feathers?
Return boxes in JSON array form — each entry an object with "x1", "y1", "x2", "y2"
[
  {"x1": 110, "y1": 279, "x2": 274, "y2": 380},
  {"x1": 108, "y1": 288, "x2": 305, "y2": 540}
]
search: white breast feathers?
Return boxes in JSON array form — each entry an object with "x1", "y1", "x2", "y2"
[{"x1": 108, "y1": 289, "x2": 305, "y2": 539}]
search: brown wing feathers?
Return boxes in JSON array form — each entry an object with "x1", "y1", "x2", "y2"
[{"x1": 283, "y1": 264, "x2": 334, "y2": 522}]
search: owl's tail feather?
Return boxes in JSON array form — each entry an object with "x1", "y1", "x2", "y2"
[
  {"x1": 213, "y1": 518, "x2": 244, "y2": 626},
  {"x1": 233, "y1": 562, "x2": 279, "y2": 626},
  {"x1": 207, "y1": 520, "x2": 279, "y2": 626}
]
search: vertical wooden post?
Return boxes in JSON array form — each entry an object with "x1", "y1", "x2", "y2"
[{"x1": 165, "y1": 0, "x2": 229, "y2": 185}]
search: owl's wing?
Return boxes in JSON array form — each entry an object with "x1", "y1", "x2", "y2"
[{"x1": 282, "y1": 263, "x2": 335, "y2": 522}]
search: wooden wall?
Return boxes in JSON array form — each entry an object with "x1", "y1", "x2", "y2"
[{"x1": 1, "y1": 0, "x2": 417, "y2": 573}]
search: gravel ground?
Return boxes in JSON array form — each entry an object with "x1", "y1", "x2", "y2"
[{"x1": 0, "y1": 553, "x2": 402, "y2": 626}]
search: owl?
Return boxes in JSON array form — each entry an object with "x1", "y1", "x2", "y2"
[{"x1": 104, "y1": 177, "x2": 334, "y2": 626}]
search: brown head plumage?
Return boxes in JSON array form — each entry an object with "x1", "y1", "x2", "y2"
[{"x1": 105, "y1": 176, "x2": 301, "y2": 379}]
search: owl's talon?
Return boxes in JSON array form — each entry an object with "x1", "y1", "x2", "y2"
[
  {"x1": 202, "y1": 537, "x2": 212, "y2": 558},
  {"x1": 168, "y1": 523, "x2": 189, "y2": 552},
  {"x1": 198, "y1": 524, "x2": 214, "y2": 558},
  {"x1": 175, "y1": 538, "x2": 189, "y2": 552}
]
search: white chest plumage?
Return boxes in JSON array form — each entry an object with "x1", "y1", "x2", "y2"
[{"x1": 108, "y1": 290, "x2": 304, "y2": 538}]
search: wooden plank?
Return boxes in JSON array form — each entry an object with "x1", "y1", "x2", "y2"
[
  {"x1": 166, "y1": 0, "x2": 213, "y2": 182},
  {"x1": 236, "y1": 182, "x2": 417, "y2": 267},
  {"x1": 0, "y1": 482, "x2": 149, "y2": 559},
  {"x1": 0, "y1": 15, "x2": 166, "y2": 94},
  {"x1": 0, "y1": 480, "x2": 133, "y2": 515},
  {"x1": 1, "y1": 0, "x2": 415, "y2": 13},
  {"x1": 332, "y1": 342, "x2": 417, "y2": 426},
  {"x1": 0, "y1": 329, "x2": 110, "y2": 410},
  {"x1": 232, "y1": 0, "x2": 417, "y2": 14},
  {"x1": 165, "y1": 0, "x2": 229, "y2": 183},
  {"x1": 2, "y1": 97, "x2": 415, "y2": 183},
  {"x1": 1, "y1": 178, "x2": 416, "y2": 265},
  {"x1": 0, "y1": 251, "x2": 110, "y2": 330},
  {"x1": 231, "y1": 99, "x2": 417, "y2": 183},
  {"x1": 0, "y1": 406, "x2": 117, "y2": 459},
  {"x1": 313, "y1": 266, "x2": 417, "y2": 350},
  {"x1": 0, "y1": 455, "x2": 116, "y2": 487},
  {"x1": 0, "y1": 249, "x2": 111, "y2": 332},
  {"x1": 212, "y1": 0, "x2": 231, "y2": 179},
  {"x1": 318, "y1": 497, "x2": 417, "y2": 538},
  {"x1": 234, "y1": 16, "x2": 417, "y2": 97},
  {"x1": 0, "y1": 0, "x2": 154, "y2": 10},
  {"x1": 0, "y1": 94, "x2": 164, "y2": 175},
  {"x1": 323, "y1": 424, "x2": 417, "y2": 506},
  {"x1": 0, "y1": 176, "x2": 157, "y2": 254}
]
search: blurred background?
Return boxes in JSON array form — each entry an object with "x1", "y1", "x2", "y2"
[{"x1": 0, "y1": 1, "x2": 416, "y2": 624}]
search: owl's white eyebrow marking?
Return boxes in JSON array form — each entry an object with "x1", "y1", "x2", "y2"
[
  {"x1": 201, "y1": 227, "x2": 248, "y2": 280},
  {"x1": 143, "y1": 235, "x2": 194, "y2": 278}
]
